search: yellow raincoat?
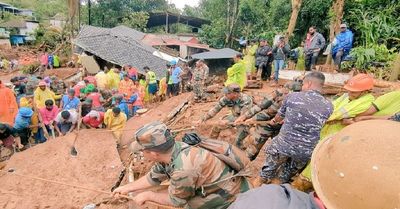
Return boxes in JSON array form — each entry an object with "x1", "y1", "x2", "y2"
[
  {"x1": 301, "y1": 92, "x2": 375, "y2": 180},
  {"x1": 33, "y1": 87, "x2": 61, "y2": 109},
  {"x1": 139, "y1": 79, "x2": 150, "y2": 102},
  {"x1": 95, "y1": 71, "x2": 108, "y2": 90},
  {"x1": 225, "y1": 59, "x2": 247, "y2": 90},
  {"x1": 243, "y1": 44, "x2": 258, "y2": 74},
  {"x1": 107, "y1": 69, "x2": 120, "y2": 90},
  {"x1": 104, "y1": 109, "x2": 127, "y2": 141},
  {"x1": 158, "y1": 77, "x2": 167, "y2": 96}
]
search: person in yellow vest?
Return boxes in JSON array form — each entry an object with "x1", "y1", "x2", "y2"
[
  {"x1": 225, "y1": 54, "x2": 247, "y2": 90},
  {"x1": 355, "y1": 90, "x2": 400, "y2": 121},
  {"x1": 144, "y1": 66, "x2": 158, "y2": 103},
  {"x1": 104, "y1": 107, "x2": 127, "y2": 145},
  {"x1": 293, "y1": 73, "x2": 375, "y2": 190},
  {"x1": 33, "y1": 81, "x2": 61, "y2": 109}
]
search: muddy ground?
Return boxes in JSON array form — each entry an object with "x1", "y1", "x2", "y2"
[{"x1": 0, "y1": 131, "x2": 123, "y2": 209}]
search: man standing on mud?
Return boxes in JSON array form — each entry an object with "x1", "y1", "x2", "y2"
[
  {"x1": 192, "y1": 59, "x2": 209, "y2": 102},
  {"x1": 113, "y1": 121, "x2": 251, "y2": 209}
]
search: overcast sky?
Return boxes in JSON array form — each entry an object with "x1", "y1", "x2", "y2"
[{"x1": 169, "y1": 0, "x2": 200, "y2": 9}]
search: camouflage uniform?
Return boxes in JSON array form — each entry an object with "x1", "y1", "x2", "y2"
[
  {"x1": 260, "y1": 90, "x2": 333, "y2": 183},
  {"x1": 390, "y1": 112, "x2": 400, "y2": 122},
  {"x1": 241, "y1": 91, "x2": 285, "y2": 160},
  {"x1": 243, "y1": 82, "x2": 303, "y2": 160},
  {"x1": 202, "y1": 91, "x2": 253, "y2": 149},
  {"x1": 192, "y1": 65, "x2": 208, "y2": 101},
  {"x1": 131, "y1": 121, "x2": 251, "y2": 209}
]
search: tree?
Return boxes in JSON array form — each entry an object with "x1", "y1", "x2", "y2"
[
  {"x1": 286, "y1": 0, "x2": 303, "y2": 39},
  {"x1": 325, "y1": 0, "x2": 345, "y2": 66},
  {"x1": 121, "y1": 12, "x2": 149, "y2": 32}
]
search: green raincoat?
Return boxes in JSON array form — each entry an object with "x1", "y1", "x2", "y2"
[{"x1": 225, "y1": 59, "x2": 247, "y2": 90}]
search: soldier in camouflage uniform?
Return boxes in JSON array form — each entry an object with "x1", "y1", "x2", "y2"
[
  {"x1": 235, "y1": 81, "x2": 303, "y2": 160},
  {"x1": 192, "y1": 60, "x2": 209, "y2": 102},
  {"x1": 255, "y1": 72, "x2": 333, "y2": 185},
  {"x1": 113, "y1": 121, "x2": 251, "y2": 209},
  {"x1": 200, "y1": 83, "x2": 253, "y2": 149}
]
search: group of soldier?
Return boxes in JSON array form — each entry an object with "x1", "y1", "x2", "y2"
[{"x1": 112, "y1": 64, "x2": 400, "y2": 209}]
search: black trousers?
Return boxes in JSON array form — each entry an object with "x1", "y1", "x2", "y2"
[
  {"x1": 16, "y1": 128, "x2": 31, "y2": 145},
  {"x1": 305, "y1": 52, "x2": 319, "y2": 71},
  {"x1": 257, "y1": 62, "x2": 272, "y2": 81}
]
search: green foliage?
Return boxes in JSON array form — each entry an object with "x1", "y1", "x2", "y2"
[
  {"x1": 343, "y1": 44, "x2": 397, "y2": 79},
  {"x1": 121, "y1": 12, "x2": 149, "y2": 32},
  {"x1": 198, "y1": 19, "x2": 226, "y2": 48},
  {"x1": 0, "y1": 12, "x2": 23, "y2": 23},
  {"x1": 345, "y1": 6, "x2": 400, "y2": 47},
  {"x1": 21, "y1": 61, "x2": 40, "y2": 74},
  {"x1": 34, "y1": 25, "x2": 63, "y2": 50},
  {"x1": 1, "y1": 0, "x2": 67, "y2": 21}
]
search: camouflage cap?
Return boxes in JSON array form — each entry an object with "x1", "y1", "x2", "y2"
[
  {"x1": 223, "y1": 83, "x2": 241, "y2": 94},
  {"x1": 130, "y1": 121, "x2": 175, "y2": 153}
]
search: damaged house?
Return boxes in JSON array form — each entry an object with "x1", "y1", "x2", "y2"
[{"x1": 74, "y1": 25, "x2": 167, "y2": 79}]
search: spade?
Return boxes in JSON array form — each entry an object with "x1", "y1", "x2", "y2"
[{"x1": 70, "y1": 106, "x2": 82, "y2": 157}]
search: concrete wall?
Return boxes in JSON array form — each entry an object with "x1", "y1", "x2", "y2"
[{"x1": 19, "y1": 21, "x2": 38, "y2": 36}]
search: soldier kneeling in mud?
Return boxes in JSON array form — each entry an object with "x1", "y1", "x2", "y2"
[{"x1": 113, "y1": 121, "x2": 251, "y2": 209}]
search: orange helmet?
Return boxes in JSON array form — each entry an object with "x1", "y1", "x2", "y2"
[{"x1": 343, "y1": 73, "x2": 374, "y2": 92}]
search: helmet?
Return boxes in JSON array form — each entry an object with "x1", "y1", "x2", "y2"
[
  {"x1": 343, "y1": 74, "x2": 374, "y2": 92},
  {"x1": 311, "y1": 120, "x2": 400, "y2": 209}
]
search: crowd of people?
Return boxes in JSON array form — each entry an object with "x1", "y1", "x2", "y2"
[
  {"x1": 0, "y1": 57, "x2": 211, "y2": 157},
  {"x1": 238, "y1": 24, "x2": 354, "y2": 86}
]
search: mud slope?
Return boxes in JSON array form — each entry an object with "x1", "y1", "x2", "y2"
[{"x1": 0, "y1": 130, "x2": 123, "y2": 209}]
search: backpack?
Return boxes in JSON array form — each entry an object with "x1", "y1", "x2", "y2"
[{"x1": 182, "y1": 132, "x2": 249, "y2": 172}]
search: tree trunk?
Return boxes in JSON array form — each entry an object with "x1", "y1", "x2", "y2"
[
  {"x1": 225, "y1": 0, "x2": 240, "y2": 47},
  {"x1": 389, "y1": 54, "x2": 400, "y2": 81},
  {"x1": 286, "y1": 0, "x2": 303, "y2": 40},
  {"x1": 326, "y1": 0, "x2": 345, "y2": 68}
]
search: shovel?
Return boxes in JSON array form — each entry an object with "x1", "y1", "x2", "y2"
[{"x1": 70, "y1": 106, "x2": 82, "y2": 157}]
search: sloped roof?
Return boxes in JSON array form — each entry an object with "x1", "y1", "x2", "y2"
[
  {"x1": 0, "y1": 19, "x2": 26, "y2": 28},
  {"x1": 75, "y1": 25, "x2": 166, "y2": 79},
  {"x1": 191, "y1": 48, "x2": 240, "y2": 60}
]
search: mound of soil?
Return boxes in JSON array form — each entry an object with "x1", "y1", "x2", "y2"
[{"x1": 0, "y1": 130, "x2": 123, "y2": 209}]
